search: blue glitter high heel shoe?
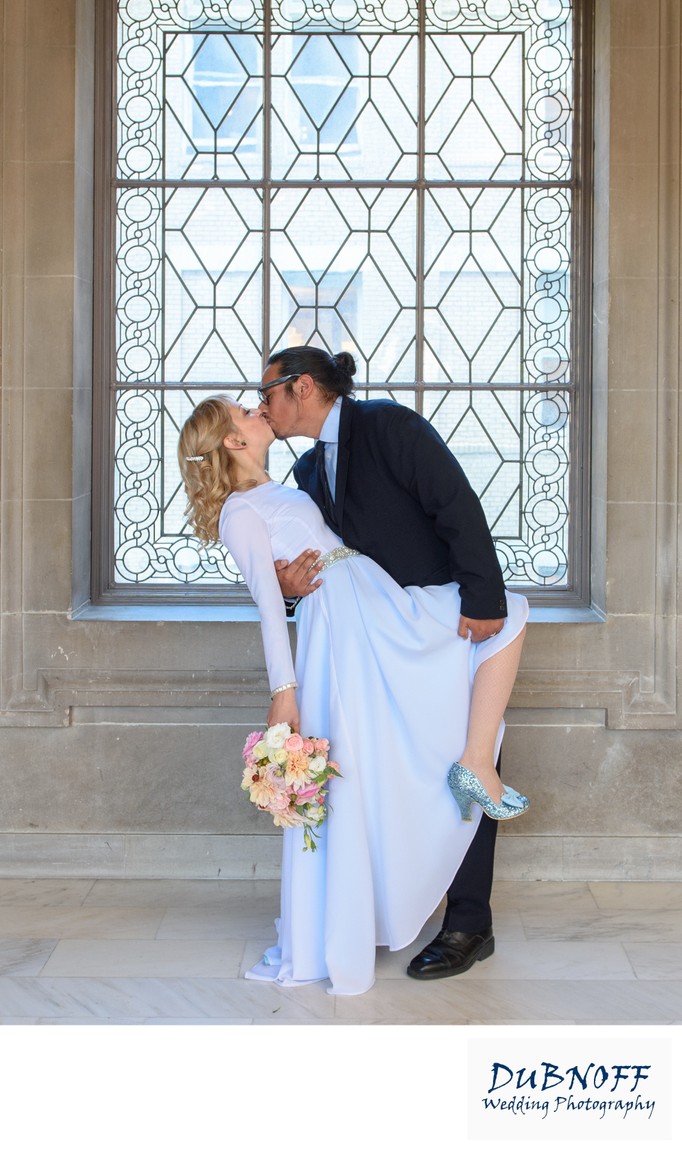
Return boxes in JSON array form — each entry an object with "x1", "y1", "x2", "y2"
[{"x1": 447, "y1": 762, "x2": 530, "y2": 821}]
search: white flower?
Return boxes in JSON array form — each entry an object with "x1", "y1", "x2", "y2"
[
  {"x1": 268, "y1": 747, "x2": 288, "y2": 766},
  {"x1": 305, "y1": 804, "x2": 325, "y2": 825},
  {"x1": 264, "y1": 722, "x2": 292, "y2": 749},
  {"x1": 308, "y1": 755, "x2": 327, "y2": 776},
  {"x1": 252, "y1": 741, "x2": 268, "y2": 760}
]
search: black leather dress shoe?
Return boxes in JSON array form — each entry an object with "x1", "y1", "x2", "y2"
[{"x1": 406, "y1": 927, "x2": 494, "y2": 980}]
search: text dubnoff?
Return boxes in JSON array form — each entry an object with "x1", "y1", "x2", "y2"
[{"x1": 482, "y1": 1060, "x2": 656, "y2": 1122}]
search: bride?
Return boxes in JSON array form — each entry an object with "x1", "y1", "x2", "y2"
[{"x1": 178, "y1": 394, "x2": 528, "y2": 996}]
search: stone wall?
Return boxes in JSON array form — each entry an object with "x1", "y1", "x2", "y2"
[{"x1": 1, "y1": 0, "x2": 680, "y2": 879}]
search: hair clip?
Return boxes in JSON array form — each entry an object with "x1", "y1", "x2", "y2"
[{"x1": 185, "y1": 455, "x2": 204, "y2": 462}]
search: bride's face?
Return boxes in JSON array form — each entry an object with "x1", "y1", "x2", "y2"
[{"x1": 225, "y1": 400, "x2": 275, "y2": 450}]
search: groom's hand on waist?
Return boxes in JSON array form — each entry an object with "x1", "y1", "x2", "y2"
[
  {"x1": 275, "y1": 550, "x2": 324, "y2": 600},
  {"x1": 458, "y1": 615, "x2": 504, "y2": 643}
]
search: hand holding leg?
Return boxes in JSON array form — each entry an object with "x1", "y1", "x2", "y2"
[{"x1": 458, "y1": 615, "x2": 505, "y2": 643}]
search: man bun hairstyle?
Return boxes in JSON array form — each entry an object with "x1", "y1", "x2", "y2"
[
  {"x1": 329, "y1": 351, "x2": 356, "y2": 391},
  {"x1": 267, "y1": 345, "x2": 357, "y2": 400}
]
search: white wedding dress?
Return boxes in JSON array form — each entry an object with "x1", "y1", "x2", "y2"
[{"x1": 220, "y1": 481, "x2": 528, "y2": 996}]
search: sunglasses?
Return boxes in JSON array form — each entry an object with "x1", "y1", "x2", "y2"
[{"x1": 257, "y1": 373, "x2": 300, "y2": 404}]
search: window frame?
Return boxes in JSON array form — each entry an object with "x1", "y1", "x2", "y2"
[{"x1": 92, "y1": 0, "x2": 594, "y2": 608}]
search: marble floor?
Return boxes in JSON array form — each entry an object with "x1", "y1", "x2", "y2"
[{"x1": 0, "y1": 878, "x2": 680, "y2": 1025}]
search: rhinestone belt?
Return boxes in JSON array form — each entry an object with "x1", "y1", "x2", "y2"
[{"x1": 315, "y1": 544, "x2": 360, "y2": 572}]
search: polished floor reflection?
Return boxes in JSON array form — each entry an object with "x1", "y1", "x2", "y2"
[{"x1": 0, "y1": 879, "x2": 680, "y2": 1025}]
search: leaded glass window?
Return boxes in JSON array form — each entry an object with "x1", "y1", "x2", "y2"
[{"x1": 94, "y1": 0, "x2": 591, "y2": 601}]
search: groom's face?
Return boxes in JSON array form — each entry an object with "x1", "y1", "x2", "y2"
[{"x1": 258, "y1": 363, "x2": 302, "y2": 439}]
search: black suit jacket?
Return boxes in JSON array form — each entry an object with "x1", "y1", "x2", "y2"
[{"x1": 293, "y1": 396, "x2": 507, "y2": 620}]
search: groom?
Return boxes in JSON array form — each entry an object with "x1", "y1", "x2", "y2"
[{"x1": 258, "y1": 345, "x2": 508, "y2": 980}]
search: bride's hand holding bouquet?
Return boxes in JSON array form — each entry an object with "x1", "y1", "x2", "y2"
[{"x1": 267, "y1": 685, "x2": 299, "y2": 732}]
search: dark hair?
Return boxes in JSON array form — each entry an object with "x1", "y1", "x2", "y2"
[{"x1": 266, "y1": 345, "x2": 357, "y2": 400}]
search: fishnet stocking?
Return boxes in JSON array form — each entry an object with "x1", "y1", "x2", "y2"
[{"x1": 457, "y1": 627, "x2": 526, "y2": 803}]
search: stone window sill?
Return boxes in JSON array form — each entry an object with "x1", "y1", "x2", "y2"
[{"x1": 72, "y1": 604, "x2": 604, "y2": 624}]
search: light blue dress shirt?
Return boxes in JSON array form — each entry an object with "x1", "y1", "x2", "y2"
[{"x1": 316, "y1": 396, "x2": 342, "y2": 496}]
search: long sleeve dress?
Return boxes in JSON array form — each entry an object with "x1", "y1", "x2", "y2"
[{"x1": 219, "y1": 480, "x2": 528, "y2": 996}]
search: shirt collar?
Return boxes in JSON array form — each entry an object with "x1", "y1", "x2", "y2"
[{"x1": 318, "y1": 396, "x2": 342, "y2": 444}]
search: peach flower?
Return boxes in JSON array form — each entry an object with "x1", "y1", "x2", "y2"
[
  {"x1": 241, "y1": 764, "x2": 260, "y2": 791},
  {"x1": 248, "y1": 774, "x2": 280, "y2": 807},
  {"x1": 273, "y1": 809, "x2": 306, "y2": 829},
  {"x1": 284, "y1": 750, "x2": 312, "y2": 790}
]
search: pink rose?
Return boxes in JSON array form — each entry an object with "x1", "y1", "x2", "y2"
[
  {"x1": 294, "y1": 783, "x2": 320, "y2": 802},
  {"x1": 243, "y1": 730, "x2": 263, "y2": 757},
  {"x1": 285, "y1": 733, "x2": 304, "y2": 752},
  {"x1": 314, "y1": 738, "x2": 330, "y2": 753},
  {"x1": 302, "y1": 739, "x2": 315, "y2": 755}
]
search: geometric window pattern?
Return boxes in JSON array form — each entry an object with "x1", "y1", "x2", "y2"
[{"x1": 111, "y1": 0, "x2": 575, "y2": 588}]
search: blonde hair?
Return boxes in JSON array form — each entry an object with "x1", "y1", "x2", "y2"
[{"x1": 177, "y1": 395, "x2": 254, "y2": 543}]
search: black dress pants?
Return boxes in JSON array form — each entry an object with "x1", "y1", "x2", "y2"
[{"x1": 441, "y1": 752, "x2": 501, "y2": 934}]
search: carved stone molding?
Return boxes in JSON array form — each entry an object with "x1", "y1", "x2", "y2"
[
  {"x1": 512, "y1": 668, "x2": 677, "y2": 730},
  {"x1": 0, "y1": 667, "x2": 270, "y2": 728}
]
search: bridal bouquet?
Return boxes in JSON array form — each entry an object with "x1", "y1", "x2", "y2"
[{"x1": 241, "y1": 723, "x2": 341, "y2": 852}]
